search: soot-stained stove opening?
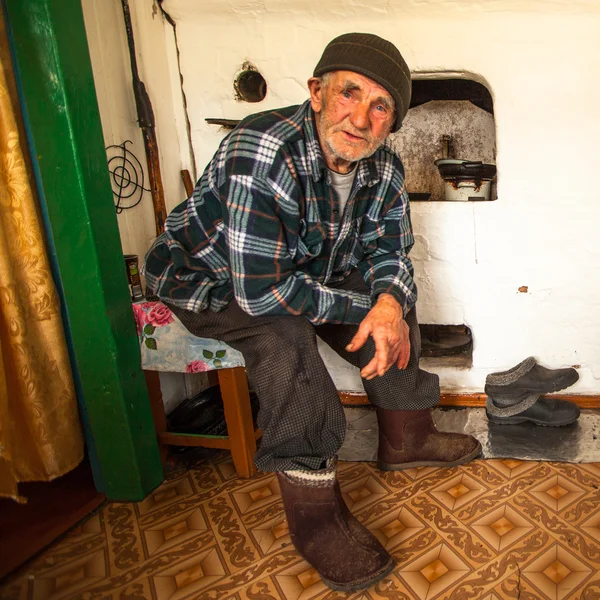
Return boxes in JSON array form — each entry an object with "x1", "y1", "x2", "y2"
[
  {"x1": 391, "y1": 76, "x2": 497, "y2": 202},
  {"x1": 420, "y1": 324, "x2": 473, "y2": 368}
]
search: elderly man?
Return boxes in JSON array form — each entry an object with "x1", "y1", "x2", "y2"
[{"x1": 144, "y1": 33, "x2": 480, "y2": 591}]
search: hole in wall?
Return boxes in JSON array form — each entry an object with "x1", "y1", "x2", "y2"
[
  {"x1": 391, "y1": 76, "x2": 497, "y2": 202},
  {"x1": 234, "y1": 63, "x2": 267, "y2": 103},
  {"x1": 420, "y1": 324, "x2": 473, "y2": 368},
  {"x1": 411, "y1": 79, "x2": 493, "y2": 115}
]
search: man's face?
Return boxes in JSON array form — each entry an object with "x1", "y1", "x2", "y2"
[{"x1": 308, "y1": 70, "x2": 395, "y2": 173}]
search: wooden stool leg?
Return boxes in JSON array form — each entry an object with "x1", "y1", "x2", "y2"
[
  {"x1": 144, "y1": 370, "x2": 168, "y2": 465},
  {"x1": 217, "y1": 367, "x2": 257, "y2": 478}
]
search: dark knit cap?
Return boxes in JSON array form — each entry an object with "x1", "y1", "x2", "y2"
[{"x1": 313, "y1": 32, "x2": 412, "y2": 132}]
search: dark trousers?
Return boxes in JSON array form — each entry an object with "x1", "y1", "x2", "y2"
[{"x1": 168, "y1": 271, "x2": 439, "y2": 472}]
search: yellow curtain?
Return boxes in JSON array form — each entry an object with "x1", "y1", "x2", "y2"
[{"x1": 0, "y1": 12, "x2": 84, "y2": 502}]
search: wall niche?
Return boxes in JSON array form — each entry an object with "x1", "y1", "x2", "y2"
[{"x1": 390, "y1": 77, "x2": 497, "y2": 202}]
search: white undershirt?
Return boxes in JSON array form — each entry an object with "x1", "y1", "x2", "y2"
[{"x1": 328, "y1": 166, "x2": 357, "y2": 220}]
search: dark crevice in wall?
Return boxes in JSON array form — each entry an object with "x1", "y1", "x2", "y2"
[
  {"x1": 411, "y1": 79, "x2": 494, "y2": 115},
  {"x1": 157, "y1": 0, "x2": 197, "y2": 182},
  {"x1": 420, "y1": 324, "x2": 473, "y2": 359}
]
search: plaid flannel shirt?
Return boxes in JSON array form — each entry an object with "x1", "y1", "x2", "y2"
[{"x1": 143, "y1": 100, "x2": 416, "y2": 325}]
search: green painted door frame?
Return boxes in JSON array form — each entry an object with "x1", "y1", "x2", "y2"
[{"x1": 3, "y1": 0, "x2": 163, "y2": 500}]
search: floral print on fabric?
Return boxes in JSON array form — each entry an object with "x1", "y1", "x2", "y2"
[
  {"x1": 132, "y1": 300, "x2": 245, "y2": 373},
  {"x1": 132, "y1": 302, "x2": 175, "y2": 350},
  {"x1": 185, "y1": 360, "x2": 210, "y2": 373},
  {"x1": 146, "y1": 303, "x2": 174, "y2": 327},
  {"x1": 0, "y1": 28, "x2": 83, "y2": 501}
]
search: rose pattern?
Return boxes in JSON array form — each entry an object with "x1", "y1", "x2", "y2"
[
  {"x1": 132, "y1": 301, "x2": 174, "y2": 351},
  {"x1": 186, "y1": 360, "x2": 210, "y2": 373},
  {"x1": 132, "y1": 304, "x2": 145, "y2": 336},
  {"x1": 134, "y1": 301, "x2": 239, "y2": 370},
  {"x1": 146, "y1": 303, "x2": 174, "y2": 327}
]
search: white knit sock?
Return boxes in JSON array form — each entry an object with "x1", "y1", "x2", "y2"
[{"x1": 283, "y1": 458, "x2": 336, "y2": 484}]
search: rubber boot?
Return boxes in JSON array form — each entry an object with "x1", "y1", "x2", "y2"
[
  {"x1": 376, "y1": 408, "x2": 481, "y2": 470},
  {"x1": 276, "y1": 460, "x2": 394, "y2": 592}
]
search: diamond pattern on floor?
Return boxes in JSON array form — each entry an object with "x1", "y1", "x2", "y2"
[{"x1": 3, "y1": 456, "x2": 600, "y2": 600}]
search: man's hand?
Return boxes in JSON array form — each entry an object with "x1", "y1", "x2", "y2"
[{"x1": 346, "y1": 293, "x2": 410, "y2": 380}]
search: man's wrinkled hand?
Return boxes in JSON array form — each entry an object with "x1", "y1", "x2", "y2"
[{"x1": 345, "y1": 293, "x2": 410, "y2": 380}]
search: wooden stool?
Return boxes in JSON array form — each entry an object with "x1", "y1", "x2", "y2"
[
  {"x1": 133, "y1": 300, "x2": 260, "y2": 478},
  {"x1": 144, "y1": 368, "x2": 259, "y2": 478}
]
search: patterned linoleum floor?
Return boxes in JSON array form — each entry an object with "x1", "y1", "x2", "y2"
[{"x1": 2, "y1": 456, "x2": 600, "y2": 600}]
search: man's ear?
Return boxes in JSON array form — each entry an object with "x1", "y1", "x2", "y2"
[{"x1": 307, "y1": 77, "x2": 324, "y2": 114}]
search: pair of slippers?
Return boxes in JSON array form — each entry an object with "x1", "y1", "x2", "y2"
[{"x1": 485, "y1": 357, "x2": 580, "y2": 427}]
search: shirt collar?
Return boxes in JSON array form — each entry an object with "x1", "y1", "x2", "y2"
[{"x1": 301, "y1": 100, "x2": 381, "y2": 188}]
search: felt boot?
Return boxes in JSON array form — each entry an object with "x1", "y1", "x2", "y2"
[
  {"x1": 485, "y1": 357, "x2": 579, "y2": 402},
  {"x1": 376, "y1": 408, "x2": 481, "y2": 470},
  {"x1": 276, "y1": 460, "x2": 394, "y2": 592}
]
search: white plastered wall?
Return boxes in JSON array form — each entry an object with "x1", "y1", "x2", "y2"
[
  {"x1": 84, "y1": 0, "x2": 600, "y2": 395},
  {"x1": 81, "y1": 0, "x2": 193, "y2": 261},
  {"x1": 82, "y1": 0, "x2": 203, "y2": 410}
]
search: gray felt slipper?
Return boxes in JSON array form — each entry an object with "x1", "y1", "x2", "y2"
[
  {"x1": 485, "y1": 357, "x2": 579, "y2": 400},
  {"x1": 486, "y1": 396, "x2": 580, "y2": 427}
]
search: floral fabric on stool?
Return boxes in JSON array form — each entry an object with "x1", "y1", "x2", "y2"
[{"x1": 132, "y1": 301, "x2": 245, "y2": 373}]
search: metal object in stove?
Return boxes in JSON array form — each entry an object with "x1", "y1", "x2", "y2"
[{"x1": 435, "y1": 158, "x2": 497, "y2": 201}]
